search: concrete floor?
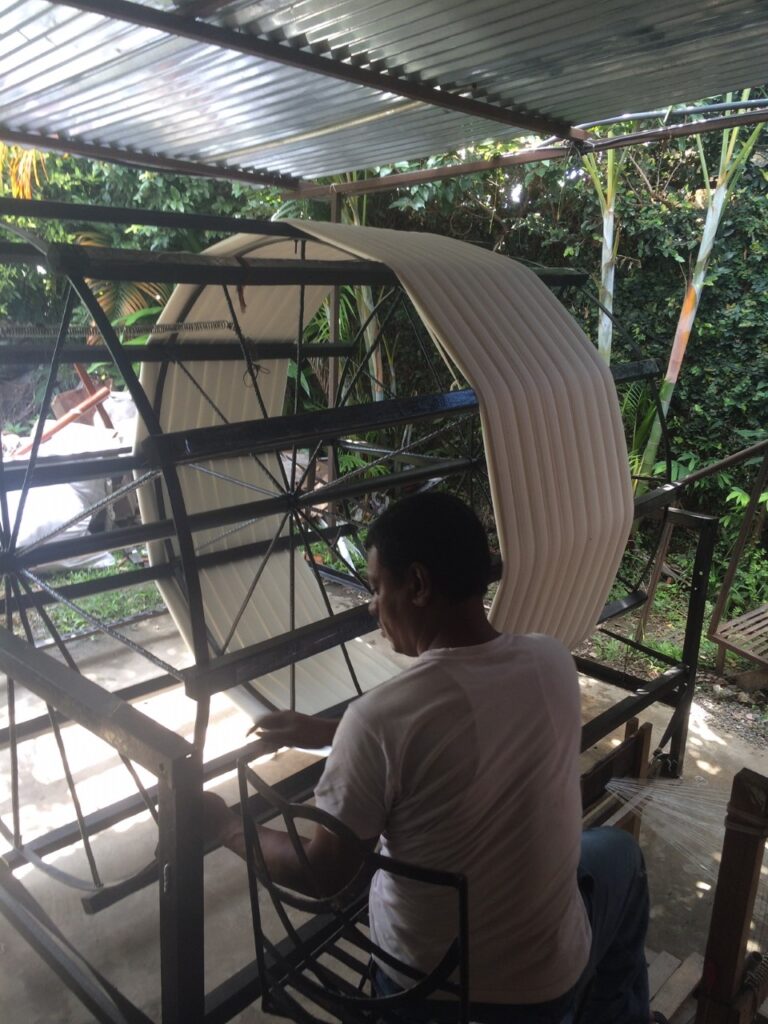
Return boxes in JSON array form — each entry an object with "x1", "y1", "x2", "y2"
[{"x1": 2, "y1": 613, "x2": 768, "y2": 1023}]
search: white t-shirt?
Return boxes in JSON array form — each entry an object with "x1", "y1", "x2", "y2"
[{"x1": 314, "y1": 632, "x2": 590, "y2": 1005}]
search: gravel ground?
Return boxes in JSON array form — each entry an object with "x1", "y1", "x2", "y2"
[{"x1": 693, "y1": 668, "x2": 768, "y2": 745}]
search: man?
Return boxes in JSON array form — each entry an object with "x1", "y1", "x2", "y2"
[{"x1": 207, "y1": 492, "x2": 656, "y2": 1023}]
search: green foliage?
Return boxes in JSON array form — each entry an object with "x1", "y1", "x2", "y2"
[{"x1": 40, "y1": 561, "x2": 165, "y2": 637}]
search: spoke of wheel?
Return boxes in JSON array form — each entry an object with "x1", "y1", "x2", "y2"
[
  {"x1": 187, "y1": 462, "x2": 279, "y2": 500},
  {"x1": 295, "y1": 507, "x2": 368, "y2": 590},
  {"x1": 16, "y1": 573, "x2": 162, "y2": 827},
  {"x1": 295, "y1": 439, "x2": 326, "y2": 495},
  {"x1": 20, "y1": 569, "x2": 185, "y2": 682},
  {"x1": 333, "y1": 419, "x2": 468, "y2": 489},
  {"x1": 334, "y1": 288, "x2": 397, "y2": 407},
  {"x1": 18, "y1": 469, "x2": 161, "y2": 555},
  {"x1": 176, "y1": 362, "x2": 285, "y2": 494},
  {"x1": 195, "y1": 516, "x2": 263, "y2": 554},
  {"x1": 289, "y1": 514, "x2": 296, "y2": 710},
  {"x1": 3, "y1": 576, "x2": 21, "y2": 846},
  {"x1": 1, "y1": 434, "x2": 21, "y2": 844},
  {"x1": 11, "y1": 578, "x2": 102, "y2": 887},
  {"x1": 175, "y1": 360, "x2": 232, "y2": 425},
  {"x1": 221, "y1": 284, "x2": 291, "y2": 494},
  {"x1": 337, "y1": 290, "x2": 402, "y2": 408},
  {"x1": 292, "y1": 512, "x2": 362, "y2": 697},
  {"x1": 221, "y1": 511, "x2": 291, "y2": 655},
  {"x1": 10, "y1": 287, "x2": 77, "y2": 551},
  {"x1": 290, "y1": 243, "x2": 307, "y2": 494}
]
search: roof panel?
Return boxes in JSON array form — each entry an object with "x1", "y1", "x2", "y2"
[{"x1": 1, "y1": 0, "x2": 767, "y2": 183}]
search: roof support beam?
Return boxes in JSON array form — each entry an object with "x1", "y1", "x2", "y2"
[
  {"x1": 295, "y1": 107, "x2": 768, "y2": 199},
  {"x1": 0, "y1": 126, "x2": 299, "y2": 192},
  {"x1": 48, "y1": 0, "x2": 584, "y2": 142}
]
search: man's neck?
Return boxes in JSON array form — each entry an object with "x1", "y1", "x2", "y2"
[{"x1": 420, "y1": 599, "x2": 499, "y2": 654}]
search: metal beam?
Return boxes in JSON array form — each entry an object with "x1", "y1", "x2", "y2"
[
  {"x1": 0, "y1": 627, "x2": 191, "y2": 775},
  {"x1": 296, "y1": 108, "x2": 768, "y2": 199},
  {"x1": 45, "y1": 242, "x2": 397, "y2": 287},
  {"x1": 183, "y1": 604, "x2": 375, "y2": 698},
  {"x1": 0, "y1": 342, "x2": 354, "y2": 365},
  {"x1": 0, "y1": 125, "x2": 299, "y2": 192},
  {"x1": 48, "y1": 0, "x2": 583, "y2": 142},
  {"x1": 146, "y1": 388, "x2": 479, "y2": 465},
  {"x1": 0, "y1": 196, "x2": 308, "y2": 236}
]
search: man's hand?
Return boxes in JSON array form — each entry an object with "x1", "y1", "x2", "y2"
[{"x1": 247, "y1": 710, "x2": 339, "y2": 751}]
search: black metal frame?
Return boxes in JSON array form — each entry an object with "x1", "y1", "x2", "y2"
[
  {"x1": 236, "y1": 758, "x2": 470, "y2": 1024},
  {"x1": 0, "y1": 201, "x2": 714, "y2": 1022}
]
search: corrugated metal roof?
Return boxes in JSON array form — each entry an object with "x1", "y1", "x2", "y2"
[{"x1": 2, "y1": 0, "x2": 767, "y2": 185}]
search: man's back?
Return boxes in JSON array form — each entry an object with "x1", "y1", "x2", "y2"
[{"x1": 314, "y1": 632, "x2": 591, "y2": 1004}]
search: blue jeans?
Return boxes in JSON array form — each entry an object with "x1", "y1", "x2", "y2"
[{"x1": 374, "y1": 827, "x2": 650, "y2": 1024}]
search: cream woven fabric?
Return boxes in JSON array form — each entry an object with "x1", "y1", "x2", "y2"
[{"x1": 136, "y1": 225, "x2": 632, "y2": 714}]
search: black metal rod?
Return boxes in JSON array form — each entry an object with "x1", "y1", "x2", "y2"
[
  {"x1": 0, "y1": 341, "x2": 355, "y2": 364},
  {"x1": 183, "y1": 604, "x2": 375, "y2": 698},
  {"x1": 669, "y1": 513, "x2": 718, "y2": 774},
  {"x1": 1, "y1": 523, "x2": 356, "y2": 615},
  {"x1": 6, "y1": 455, "x2": 473, "y2": 571},
  {"x1": 0, "y1": 451, "x2": 143, "y2": 491},
  {"x1": 0, "y1": 127, "x2": 298, "y2": 190},
  {"x1": 47, "y1": 243, "x2": 398, "y2": 287},
  {"x1": 0, "y1": 197, "x2": 307, "y2": 236},
  {"x1": 157, "y1": 753, "x2": 205, "y2": 1023},
  {"x1": 580, "y1": 668, "x2": 684, "y2": 751},
  {"x1": 0, "y1": 627, "x2": 192, "y2": 775},
  {"x1": 146, "y1": 388, "x2": 479, "y2": 466},
  {"x1": 0, "y1": 671, "x2": 180, "y2": 748}
]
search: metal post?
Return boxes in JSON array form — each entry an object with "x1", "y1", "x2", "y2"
[
  {"x1": 157, "y1": 751, "x2": 205, "y2": 1024},
  {"x1": 668, "y1": 510, "x2": 718, "y2": 774}
]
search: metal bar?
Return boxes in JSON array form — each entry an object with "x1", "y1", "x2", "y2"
[
  {"x1": 0, "y1": 197, "x2": 308, "y2": 236},
  {"x1": 146, "y1": 388, "x2": 478, "y2": 465},
  {"x1": 1, "y1": 523, "x2": 356, "y2": 615},
  {"x1": 579, "y1": 668, "x2": 684, "y2": 751},
  {"x1": 0, "y1": 671, "x2": 179, "y2": 748},
  {"x1": 297, "y1": 110, "x2": 768, "y2": 200},
  {"x1": 0, "y1": 451, "x2": 143, "y2": 491},
  {"x1": 634, "y1": 436, "x2": 768, "y2": 516},
  {"x1": 0, "y1": 627, "x2": 191, "y2": 774},
  {"x1": 157, "y1": 752, "x2": 205, "y2": 1024},
  {"x1": 47, "y1": 0, "x2": 582, "y2": 141},
  {"x1": 610, "y1": 359, "x2": 660, "y2": 384},
  {"x1": 46, "y1": 244, "x2": 398, "y2": 287},
  {"x1": 0, "y1": 126, "x2": 299, "y2": 191},
  {"x1": 8, "y1": 454, "x2": 441, "y2": 568},
  {"x1": 669, "y1": 512, "x2": 718, "y2": 774},
  {"x1": 0, "y1": 341, "x2": 355, "y2": 364},
  {"x1": 183, "y1": 603, "x2": 375, "y2": 698}
]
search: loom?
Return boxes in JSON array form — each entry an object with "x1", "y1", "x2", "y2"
[{"x1": 0, "y1": 202, "x2": 717, "y2": 1022}]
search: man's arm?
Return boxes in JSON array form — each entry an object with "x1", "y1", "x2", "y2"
[
  {"x1": 247, "y1": 710, "x2": 340, "y2": 751},
  {"x1": 203, "y1": 791, "x2": 374, "y2": 896}
]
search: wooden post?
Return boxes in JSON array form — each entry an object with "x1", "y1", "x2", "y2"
[{"x1": 696, "y1": 768, "x2": 768, "y2": 1023}]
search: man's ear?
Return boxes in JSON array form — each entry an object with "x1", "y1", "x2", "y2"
[{"x1": 408, "y1": 562, "x2": 432, "y2": 607}]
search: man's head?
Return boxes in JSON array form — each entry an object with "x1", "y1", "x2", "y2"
[{"x1": 365, "y1": 492, "x2": 492, "y2": 655}]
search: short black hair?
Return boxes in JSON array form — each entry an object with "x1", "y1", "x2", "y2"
[{"x1": 366, "y1": 492, "x2": 491, "y2": 602}]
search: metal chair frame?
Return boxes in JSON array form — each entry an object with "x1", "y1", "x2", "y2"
[{"x1": 237, "y1": 758, "x2": 470, "y2": 1024}]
